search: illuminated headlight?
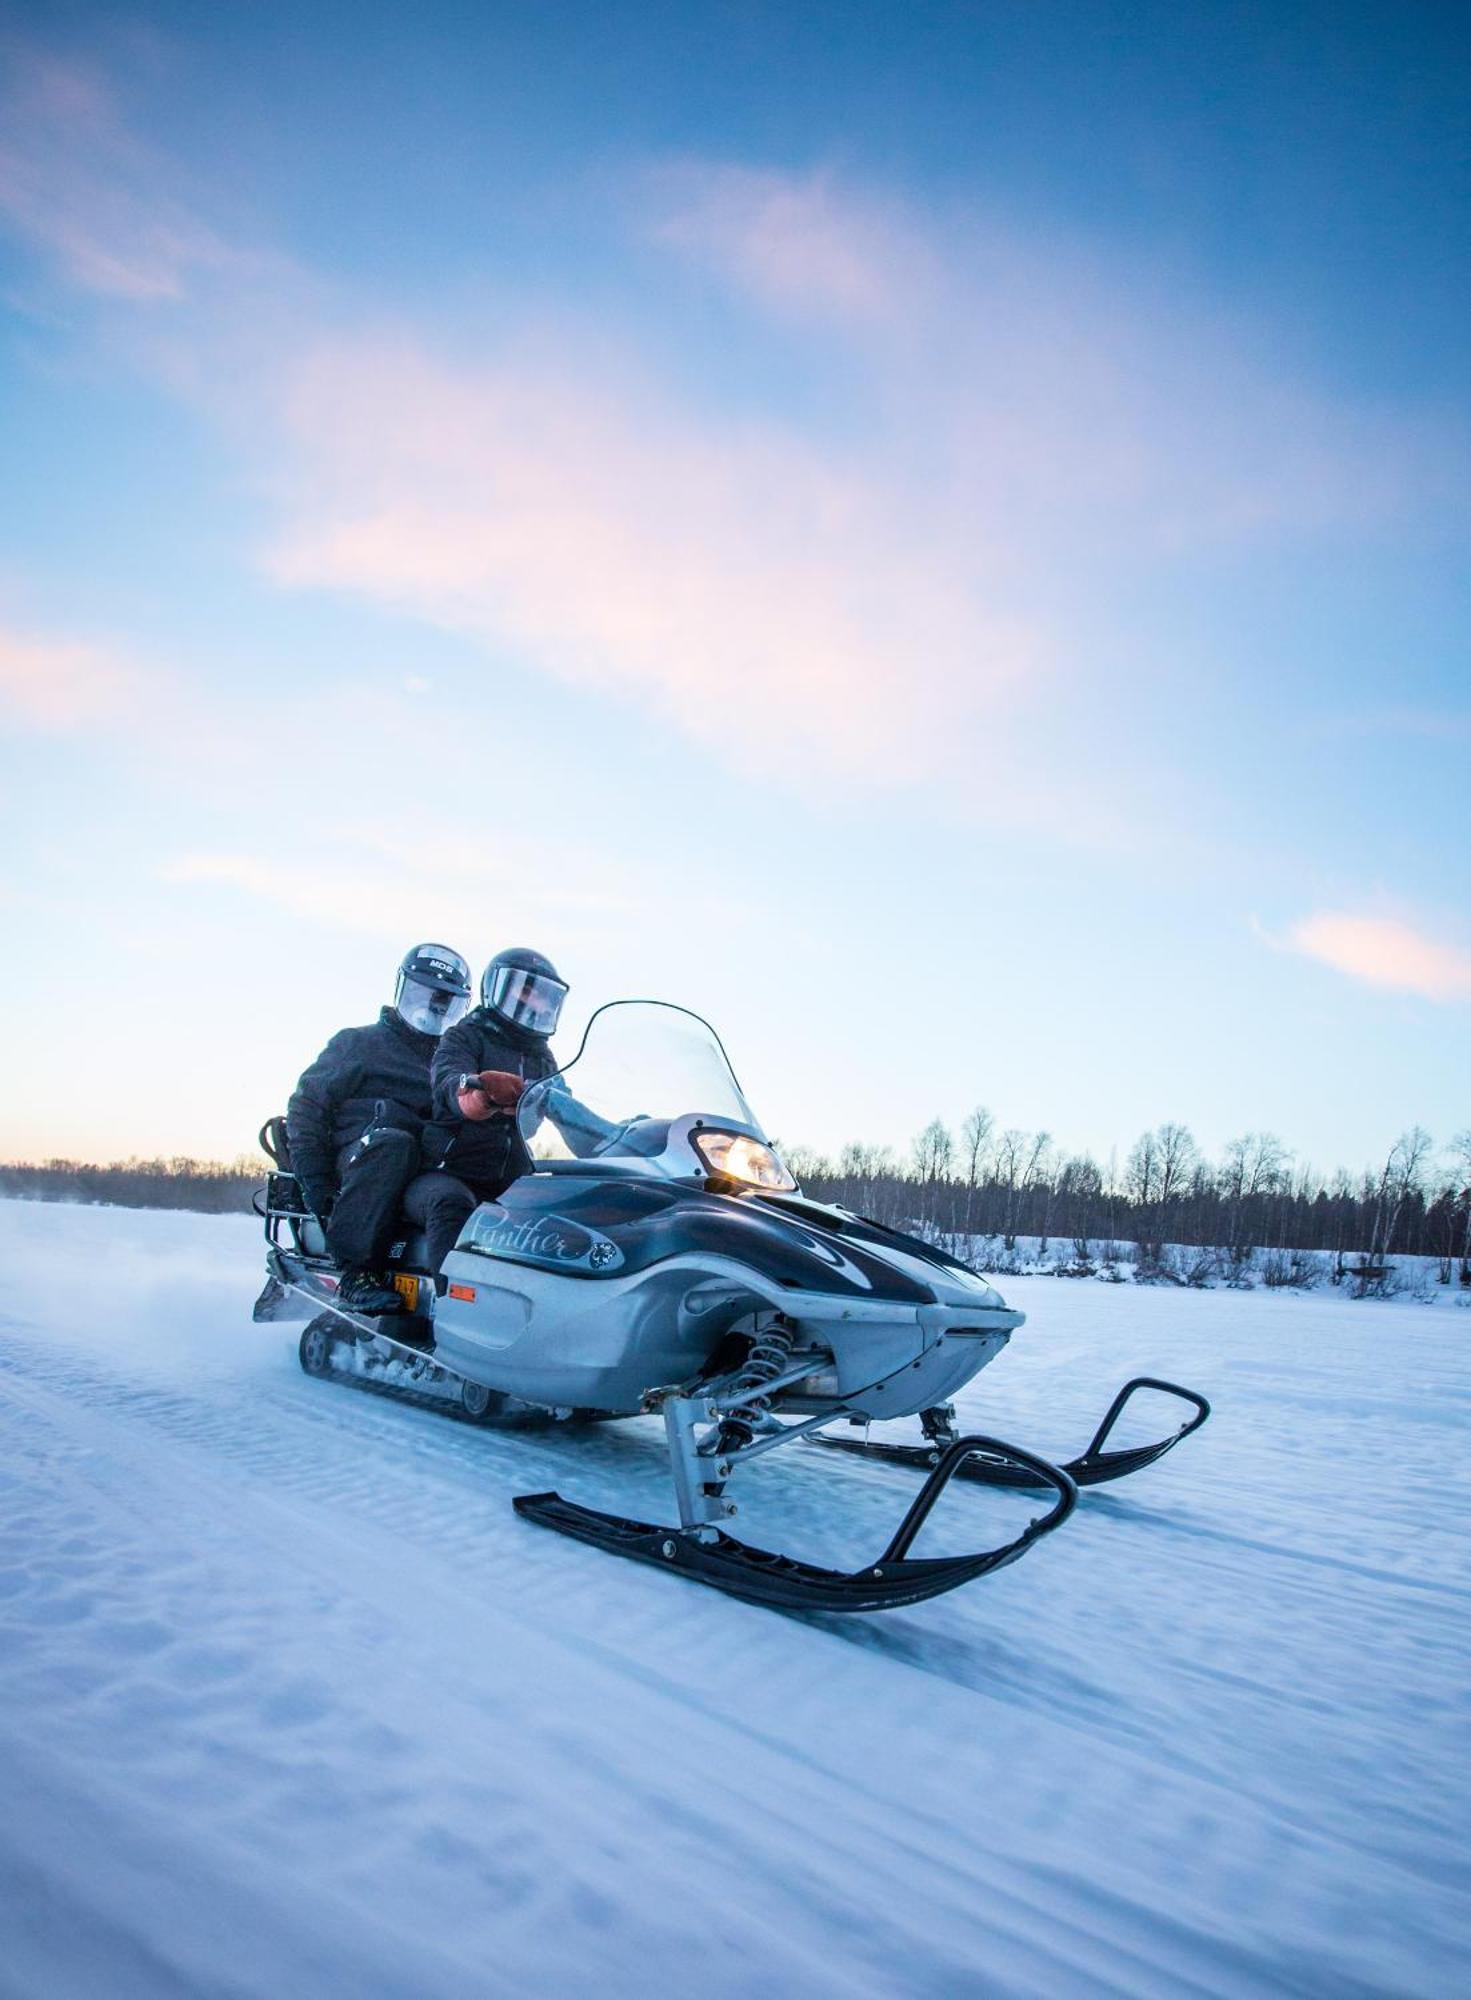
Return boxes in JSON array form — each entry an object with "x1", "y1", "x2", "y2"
[{"x1": 692, "y1": 1129, "x2": 797, "y2": 1191}]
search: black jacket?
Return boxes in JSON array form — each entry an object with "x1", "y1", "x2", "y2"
[
  {"x1": 287, "y1": 1007, "x2": 438, "y2": 1211},
  {"x1": 426, "y1": 1008, "x2": 559, "y2": 1190}
]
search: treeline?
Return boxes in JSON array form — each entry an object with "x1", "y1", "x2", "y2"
[
  {"x1": 5, "y1": 1121, "x2": 1470, "y2": 1292},
  {"x1": 784, "y1": 1120, "x2": 1471, "y2": 1290},
  {"x1": 0, "y1": 1157, "x2": 262, "y2": 1214}
]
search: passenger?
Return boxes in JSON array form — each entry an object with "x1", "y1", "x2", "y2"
[
  {"x1": 409, "y1": 947, "x2": 569, "y2": 1278},
  {"x1": 287, "y1": 944, "x2": 472, "y2": 1315}
]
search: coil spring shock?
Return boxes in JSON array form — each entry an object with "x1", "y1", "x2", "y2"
[{"x1": 716, "y1": 1314, "x2": 797, "y2": 1450}]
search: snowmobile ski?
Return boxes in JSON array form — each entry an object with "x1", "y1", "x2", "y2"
[
  {"x1": 513, "y1": 1433, "x2": 1077, "y2": 1613},
  {"x1": 810, "y1": 1376, "x2": 1210, "y2": 1488}
]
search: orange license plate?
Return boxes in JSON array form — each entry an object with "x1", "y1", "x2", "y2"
[{"x1": 392, "y1": 1273, "x2": 421, "y2": 1309}]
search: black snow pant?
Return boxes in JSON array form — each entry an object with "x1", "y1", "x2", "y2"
[
  {"x1": 325, "y1": 1128, "x2": 420, "y2": 1271},
  {"x1": 403, "y1": 1169, "x2": 504, "y2": 1275}
]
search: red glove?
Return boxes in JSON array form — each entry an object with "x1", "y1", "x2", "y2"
[{"x1": 455, "y1": 1069, "x2": 525, "y2": 1120}]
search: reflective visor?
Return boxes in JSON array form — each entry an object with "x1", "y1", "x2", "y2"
[
  {"x1": 487, "y1": 965, "x2": 567, "y2": 1034},
  {"x1": 399, "y1": 975, "x2": 470, "y2": 1036}
]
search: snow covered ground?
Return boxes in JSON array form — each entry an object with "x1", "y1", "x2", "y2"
[{"x1": 1, "y1": 1198, "x2": 1466, "y2": 1998}]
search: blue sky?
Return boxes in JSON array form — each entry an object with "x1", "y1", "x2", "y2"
[{"x1": 1, "y1": 0, "x2": 1467, "y2": 1174}]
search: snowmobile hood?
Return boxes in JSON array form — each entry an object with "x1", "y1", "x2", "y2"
[
  {"x1": 460, "y1": 1171, "x2": 944, "y2": 1303},
  {"x1": 751, "y1": 1193, "x2": 1013, "y2": 1309}
]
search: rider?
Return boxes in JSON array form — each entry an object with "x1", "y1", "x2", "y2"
[
  {"x1": 409, "y1": 947, "x2": 569, "y2": 1277},
  {"x1": 287, "y1": 943, "x2": 472, "y2": 1315}
]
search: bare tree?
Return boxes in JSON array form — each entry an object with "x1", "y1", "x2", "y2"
[
  {"x1": 995, "y1": 1128, "x2": 1028, "y2": 1249},
  {"x1": 1126, "y1": 1123, "x2": 1198, "y2": 1274},
  {"x1": 1155, "y1": 1123, "x2": 1199, "y2": 1208},
  {"x1": 836, "y1": 1141, "x2": 900, "y2": 1223},
  {"x1": 1218, "y1": 1131, "x2": 1290, "y2": 1267},
  {"x1": 1362, "y1": 1128, "x2": 1434, "y2": 1293},
  {"x1": 911, "y1": 1118, "x2": 955, "y2": 1187},
  {"x1": 780, "y1": 1143, "x2": 832, "y2": 1187},
  {"x1": 1057, "y1": 1153, "x2": 1103, "y2": 1259},
  {"x1": 959, "y1": 1105, "x2": 994, "y2": 1241},
  {"x1": 1023, "y1": 1131, "x2": 1056, "y2": 1250},
  {"x1": 1448, "y1": 1130, "x2": 1471, "y2": 1286},
  {"x1": 1125, "y1": 1128, "x2": 1159, "y2": 1209}
]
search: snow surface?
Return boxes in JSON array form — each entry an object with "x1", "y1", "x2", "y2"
[{"x1": 0, "y1": 1197, "x2": 1467, "y2": 1999}]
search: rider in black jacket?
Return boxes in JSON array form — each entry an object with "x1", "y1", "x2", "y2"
[
  {"x1": 409, "y1": 947, "x2": 568, "y2": 1276},
  {"x1": 287, "y1": 944, "x2": 471, "y2": 1314}
]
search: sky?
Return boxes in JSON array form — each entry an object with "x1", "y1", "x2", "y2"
[{"x1": 1, "y1": 0, "x2": 1467, "y2": 1177}]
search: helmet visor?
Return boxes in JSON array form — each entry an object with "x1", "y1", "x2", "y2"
[
  {"x1": 398, "y1": 975, "x2": 470, "y2": 1036},
  {"x1": 487, "y1": 965, "x2": 567, "y2": 1034}
]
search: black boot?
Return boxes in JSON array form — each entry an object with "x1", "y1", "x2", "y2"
[{"x1": 337, "y1": 1268, "x2": 406, "y2": 1316}]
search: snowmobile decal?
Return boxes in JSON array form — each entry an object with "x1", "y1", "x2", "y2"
[{"x1": 463, "y1": 1206, "x2": 625, "y2": 1274}]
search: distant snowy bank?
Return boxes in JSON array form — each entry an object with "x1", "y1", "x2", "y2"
[
  {"x1": 7, "y1": 1176, "x2": 1464, "y2": 1308},
  {"x1": 953, "y1": 1233, "x2": 1471, "y2": 1305}
]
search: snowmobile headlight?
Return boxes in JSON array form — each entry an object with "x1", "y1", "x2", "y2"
[{"x1": 691, "y1": 1129, "x2": 796, "y2": 1191}]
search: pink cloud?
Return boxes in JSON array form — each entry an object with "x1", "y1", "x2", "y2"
[
  {"x1": 643, "y1": 162, "x2": 935, "y2": 328},
  {"x1": 1287, "y1": 912, "x2": 1471, "y2": 1002},
  {"x1": 0, "y1": 52, "x2": 236, "y2": 300},
  {"x1": 5, "y1": 67, "x2": 1453, "y2": 816},
  {"x1": 0, "y1": 626, "x2": 135, "y2": 729},
  {"x1": 263, "y1": 337, "x2": 1045, "y2": 785},
  {"x1": 643, "y1": 162, "x2": 1437, "y2": 549}
]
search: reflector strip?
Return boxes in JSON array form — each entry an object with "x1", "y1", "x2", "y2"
[{"x1": 447, "y1": 1283, "x2": 476, "y2": 1301}]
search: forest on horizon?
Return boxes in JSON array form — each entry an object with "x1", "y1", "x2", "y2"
[{"x1": 3, "y1": 1116, "x2": 1468, "y2": 1294}]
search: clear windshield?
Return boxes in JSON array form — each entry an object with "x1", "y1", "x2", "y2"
[{"x1": 516, "y1": 1000, "x2": 772, "y2": 1174}]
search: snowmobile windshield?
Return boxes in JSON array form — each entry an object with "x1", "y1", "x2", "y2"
[
  {"x1": 397, "y1": 977, "x2": 471, "y2": 1037},
  {"x1": 516, "y1": 1000, "x2": 791, "y2": 1185}
]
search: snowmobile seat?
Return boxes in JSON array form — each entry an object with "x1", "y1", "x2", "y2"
[{"x1": 257, "y1": 1113, "x2": 432, "y2": 1271}]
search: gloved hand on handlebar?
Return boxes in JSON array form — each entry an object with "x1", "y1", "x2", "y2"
[{"x1": 455, "y1": 1069, "x2": 526, "y2": 1120}]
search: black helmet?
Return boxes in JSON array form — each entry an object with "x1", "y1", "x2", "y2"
[
  {"x1": 394, "y1": 942, "x2": 472, "y2": 1037},
  {"x1": 481, "y1": 947, "x2": 567, "y2": 1036}
]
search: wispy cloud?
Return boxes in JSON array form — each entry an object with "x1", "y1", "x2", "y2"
[
  {"x1": 643, "y1": 162, "x2": 1437, "y2": 548},
  {"x1": 163, "y1": 832, "x2": 638, "y2": 943},
  {"x1": 642, "y1": 161, "x2": 936, "y2": 328},
  {"x1": 2, "y1": 57, "x2": 1458, "y2": 814},
  {"x1": 1285, "y1": 911, "x2": 1471, "y2": 1002},
  {"x1": 0, "y1": 49, "x2": 241, "y2": 301},
  {"x1": 0, "y1": 624, "x2": 138, "y2": 729},
  {"x1": 256, "y1": 164, "x2": 1453, "y2": 801},
  {"x1": 263, "y1": 336, "x2": 1042, "y2": 785}
]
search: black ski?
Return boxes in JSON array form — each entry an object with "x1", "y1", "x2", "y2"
[
  {"x1": 811, "y1": 1376, "x2": 1210, "y2": 1489},
  {"x1": 513, "y1": 1434, "x2": 1077, "y2": 1613}
]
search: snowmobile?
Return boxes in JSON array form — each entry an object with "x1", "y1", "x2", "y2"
[{"x1": 255, "y1": 1000, "x2": 1209, "y2": 1613}]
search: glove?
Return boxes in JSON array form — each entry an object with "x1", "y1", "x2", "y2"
[
  {"x1": 300, "y1": 1183, "x2": 334, "y2": 1224},
  {"x1": 455, "y1": 1069, "x2": 525, "y2": 1120},
  {"x1": 477, "y1": 1069, "x2": 526, "y2": 1108}
]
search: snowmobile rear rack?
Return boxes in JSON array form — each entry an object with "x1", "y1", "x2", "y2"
[
  {"x1": 812, "y1": 1375, "x2": 1210, "y2": 1490},
  {"x1": 513, "y1": 1433, "x2": 1077, "y2": 1613}
]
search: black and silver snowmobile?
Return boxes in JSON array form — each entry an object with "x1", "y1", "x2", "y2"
[{"x1": 256, "y1": 1000, "x2": 1208, "y2": 1613}]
